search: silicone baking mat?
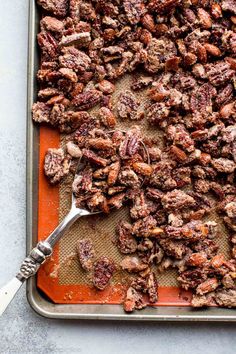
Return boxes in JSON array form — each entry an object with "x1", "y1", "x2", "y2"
[{"x1": 37, "y1": 75, "x2": 230, "y2": 306}]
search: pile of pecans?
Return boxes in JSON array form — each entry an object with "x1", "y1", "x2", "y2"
[{"x1": 33, "y1": 0, "x2": 236, "y2": 311}]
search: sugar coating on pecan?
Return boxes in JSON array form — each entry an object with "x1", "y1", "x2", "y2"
[
  {"x1": 44, "y1": 148, "x2": 70, "y2": 184},
  {"x1": 93, "y1": 256, "x2": 115, "y2": 290},
  {"x1": 76, "y1": 238, "x2": 95, "y2": 271}
]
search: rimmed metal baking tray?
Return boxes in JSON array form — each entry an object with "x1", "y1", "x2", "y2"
[{"x1": 26, "y1": 0, "x2": 236, "y2": 320}]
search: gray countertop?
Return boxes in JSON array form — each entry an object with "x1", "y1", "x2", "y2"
[{"x1": 0, "y1": 1, "x2": 235, "y2": 353}]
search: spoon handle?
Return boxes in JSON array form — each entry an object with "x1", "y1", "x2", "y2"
[
  {"x1": 0, "y1": 278, "x2": 23, "y2": 316},
  {"x1": 0, "y1": 205, "x2": 85, "y2": 316}
]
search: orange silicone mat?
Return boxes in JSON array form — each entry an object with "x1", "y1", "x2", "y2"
[{"x1": 37, "y1": 125, "x2": 193, "y2": 306}]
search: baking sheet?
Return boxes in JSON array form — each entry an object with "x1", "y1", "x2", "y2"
[{"x1": 26, "y1": 0, "x2": 236, "y2": 320}]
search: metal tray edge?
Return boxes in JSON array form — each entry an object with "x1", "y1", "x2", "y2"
[{"x1": 26, "y1": 0, "x2": 236, "y2": 321}]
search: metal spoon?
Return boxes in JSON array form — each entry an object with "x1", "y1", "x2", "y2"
[{"x1": 0, "y1": 161, "x2": 98, "y2": 316}]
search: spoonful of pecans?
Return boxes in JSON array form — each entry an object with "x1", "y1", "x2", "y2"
[{"x1": 0, "y1": 126, "x2": 152, "y2": 316}]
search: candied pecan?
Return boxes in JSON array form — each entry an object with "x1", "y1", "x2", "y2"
[
  {"x1": 216, "y1": 84, "x2": 234, "y2": 106},
  {"x1": 93, "y1": 166, "x2": 109, "y2": 179},
  {"x1": 137, "y1": 239, "x2": 154, "y2": 252},
  {"x1": 44, "y1": 148, "x2": 70, "y2": 184},
  {"x1": 108, "y1": 193, "x2": 126, "y2": 209},
  {"x1": 159, "y1": 239, "x2": 188, "y2": 259},
  {"x1": 191, "y1": 294, "x2": 212, "y2": 307},
  {"x1": 132, "y1": 162, "x2": 153, "y2": 176},
  {"x1": 87, "y1": 192, "x2": 109, "y2": 213},
  {"x1": 147, "y1": 102, "x2": 170, "y2": 125},
  {"x1": 58, "y1": 67, "x2": 77, "y2": 82},
  {"x1": 148, "y1": 147, "x2": 161, "y2": 162},
  {"x1": 220, "y1": 102, "x2": 235, "y2": 119},
  {"x1": 69, "y1": 0, "x2": 80, "y2": 19},
  {"x1": 145, "y1": 38, "x2": 177, "y2": 73},
  {"x1": 32, "y1": 102, "x2": 51, "y2": 123},
  {"x1": 166, "y1": 221, "x2": 210, "y2": 241},
  {"x1": 206, "y1": 61, "x2": 235, "y2": 86},
  {"x1": 146, "y1": 272, "x2": 158, "y2": 303},
  {"x1": 123, "y1": 287, "x2": 147, "y2": 312},
  {"x1": 119, "y1": 127, "x2": 141, "y2": 159},
  {"x1": 117, "y1": 91, "x2": 142, "y2": 120},
  {"x1": 146, "y1": 187, "x2": 163, "y2": 202},
  {"x1": 108, "y1": 186, "x2": 126, "y2": 196},
  {"x1": 184, "y1": 52, "x2": 197, "y2": 66},
  {"x1": 148, "y1": 0, "x2": 180, "y2": 14},
  {"x1": 225, "y1": 201, "x2": 236, "y2": 218},
  {"x1": 131, "y1": 76, "x2": 152, "y2": 91},
  {"x1": 71, "y1": 89, "x2": 102, "y2": 110},
  {"x1": 187, "y1": 252, "x2": 208, "y2": 267},
  {"x1": 80, "y1": 1, "x2": 96, "y2": 20},
  {"x1": 37, "y1": 31, "x2": 58, "y2": 59},
  {"x1": 193, "y1": 64, "x2": 207, "y2": 80},
  {"x1": 148, "y1": 84, "x2": 169, "y2": 102},
  {"x1": 88, "y1": 138, "x2": 113, "y2": 151},
  {"x1": 123, "y1": 0, "x2": 145, "y2": 25},
  {"x1": 165, "y1": 56, "x2": 181, "y2": 72},
  {"x1": 214, "y1": 289, "x2": 236, "y2": 307},
  {"x1": 66, "y1": 141, "x2": 82, "y2": 158},
  {"x1": 211, "y1": 3, "x2": 222, "y2": 19},
  {"x1": 196, "y1": 278, "x2": 219, "y2": 295},
  {"x1": 222, "y1": 273, "x2": 236, "y2": 289},
  {"x1": 211, "y1": 158, "x2": 236, "y2": 173},
  {"x1": 168, "y1": 213, "x2": 183, "y2": 227},
  {"x1": 129, "y1": 190, "x2": 152, "y2": 219},
  {"x1": 149, "y1": 160, "x2": 177, "y2": 190},
  {"x1": 59, "y1": 111, "x2": 90, "y2": 133},
  {"x1": 96, "y1": 80, "x2": 115, "y2": 95},
  {"x1": 204, "y1": 43, "x2": 221, "y2": 57},
  {"x1": 211, "y1": 254, "x2": 226, "y2": 268},
  {"x1": 121, "y1": 256, "x2": 148, "y2": 273},
  {"x1": 170, "y1": 146, "x2": 187, "y2": 162},
  {"x1": 117, "y1": 221, "x2": 138, "y2": 254},
  {"x1": 107, "y1": 161, "x2": 120, "y2": 186},
  {"x1": 76, "y1": 238, "x2": 95, "y2": 271},
  {"x1": 59, "y1": 32, "x2": 91, "y2": 47},
  {"x1": 73, "y1": 168, "x2": 93, "y2": 194},
  {"x1": 93, "y1": 256, "x2": 115, "y2": 290},
  {"x1": 222, "y1": 0, "x2": 236, "y2": 14},
  {"x1": 118, "y1": 167, "x2": 140, "y2": 188},
  {"x1": 190, "y1": 83, "x2": 216, "y2": 114},
  {"x1": 194, "y1": 179, "x2": 210, "y2": 194},
  {"x1": 40, "y1": 16, "x2": 64, "y2": 32},
  {"x1": 167, "y1": 124, "x2": 195, "y2": 152},
  {"x1": 162, "y1": 189, "x2": 196, "y2": 211},
  {"x1": 141, "y1": 14, "x2": 155, "y2": 32},
  {"x1": 46, "y1": 94, "x2": 65, "y2": 105},
  {"x1": 99, "y1": 107, "x2": 117, "y2": 128},
  {"x1": 178, "y1": 269, "x2": 208, "y2": 290},
  {"x1": 132, "y1": 216, "x2": 158, "y2": 237},
  {"x1": 59, "y1": 47, "x2": 91, "y2": 72},
  {"x1": 37, "y1": 0, "x2": 68, "y2": 18},
  {"x1": 196, "y1": 43, "x2": 207, "y2": 63},
  {"x1": 191, "y1": 239, "x2": 219, "y2": 258},
  {"x1": 101, "y1": 45, "x2": 124, "y2": 62},
  {"x1": 139, "y1": 29, "x2": 152, "y2": 46},
  {"x1": 197, "y1": 8, "x2": 212, "y2": 29},
  {"x1": 83, "y1": 149, "x2": 108, "y2": 167},
  {"x1": 38, "y1": 87, "x2": 62, "y2": 100}
]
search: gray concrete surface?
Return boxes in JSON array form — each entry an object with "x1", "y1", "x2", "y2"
[{"x1": 0, "y1": 1, "x2": 235, "y2": 353}]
